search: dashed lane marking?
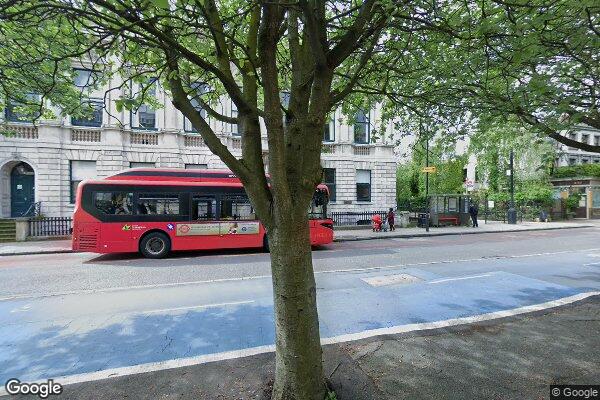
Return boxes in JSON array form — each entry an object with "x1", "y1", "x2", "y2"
[{"x1": 428, "y1": 273, "x2": 494, "y2": 284}]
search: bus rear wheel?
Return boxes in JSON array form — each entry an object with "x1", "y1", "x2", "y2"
[{"x1": 140, "y1": 232, "x2": 171, "y2": 259}]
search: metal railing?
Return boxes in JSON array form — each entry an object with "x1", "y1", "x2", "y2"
[
  {"x1": 29, "y1": 217, "x2": 72, "y2": 237},
  {"x1": 330, "y1": 210, "x2": 387, "y2": 226},
  {"x1": 20, "y1": 201, "x2": 41, "y2": 217}
]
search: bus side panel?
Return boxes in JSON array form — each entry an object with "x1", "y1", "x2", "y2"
[
  {"x1": 169, "y1": 221, "x2": 225, "y2": 251},
  {"x1": 217, "y1": 221, "x2": 265, "y2": 249},
  {"x1": 99, "y1": 223, "x2": 136, "y2": 253},
  {"x1": 309, "y1": 219, "x2": 334, "y2": 245}
]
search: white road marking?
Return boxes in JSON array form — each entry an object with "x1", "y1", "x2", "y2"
[
  {"x1": 428, "y1": 273, "x2": 493, "y2": 284},
  {"x1": 9, "y1": 304, "x2": 31, "y2": 313},
  {"x1": 2, "y1": 248, "x2": 600, "y2": 302},
  {"x1": 143, "y1": 300, "x2": 254, "y2": 315},
  {"x1": 1, "y1": 291, "x2": 596, "y2": 395},
  {"x1": 583, "y1": 261, "x2": 600, "y2": 267}
]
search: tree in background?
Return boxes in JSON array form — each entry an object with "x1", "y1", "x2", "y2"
[
  {"x1": 469, "y1": 118, "x2": 557, "y2": 193},
  {"x1": 397, "y1": 134, "x2": 467, "y2": 208}
]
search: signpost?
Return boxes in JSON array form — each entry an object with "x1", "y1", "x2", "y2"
[{"x1": 421, "y1": 166, "x2": 437, "y2": 173}]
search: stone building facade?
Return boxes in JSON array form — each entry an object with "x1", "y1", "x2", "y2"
[
  {"x1": 555, "y1": 126, "x2": 600, "y2": 166},
  {"x1": 1, "y1": 83, "x2": 396, "y2": 218}
]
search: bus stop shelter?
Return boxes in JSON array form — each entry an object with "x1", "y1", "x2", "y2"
[{"x1": 427, "y1": 194, "x2": 472, "y2": 226}]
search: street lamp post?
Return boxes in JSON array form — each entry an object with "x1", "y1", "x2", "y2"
[
  {"x1": 507, "y1": 150, "x2": 517, "y2": 224},
  {"x1": 420, "y1": 118, "x2": 430, "y2": 232},
  {"x1": 425, "y1": 130, "x2": 430, "y2": 232}
]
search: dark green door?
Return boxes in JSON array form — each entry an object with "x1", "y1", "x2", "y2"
[{"x1": 10, "y1": 163, "x2": 35, "y2": 217}]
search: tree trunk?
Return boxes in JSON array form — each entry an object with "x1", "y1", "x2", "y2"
[{"x1": 268, "y1": 212, "x2": 325, "y2": 400}]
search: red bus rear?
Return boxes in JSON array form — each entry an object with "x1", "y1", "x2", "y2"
[{"x1": 72, "y1": 168, "x2": 333, "y2": 258}]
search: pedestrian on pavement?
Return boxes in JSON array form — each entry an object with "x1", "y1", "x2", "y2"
[
  {"x1": 469, "y1": 201, "x2": 479, "y2": 228},
  {"x1": 387, "y1": 207, "x2": 396, "y2": 231}
]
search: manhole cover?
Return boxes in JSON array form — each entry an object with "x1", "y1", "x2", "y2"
[{"x1": 361, "y1": 273, "x2": 423, "y2": 287}]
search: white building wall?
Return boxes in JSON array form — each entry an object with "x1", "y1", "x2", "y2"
[{"x1": 1, "y1": 86, "x2": 397, "y2": 217}]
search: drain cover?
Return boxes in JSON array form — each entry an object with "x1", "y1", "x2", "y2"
[{"x1": 361, "y1": 273, "x2": 423, "y2": 287}]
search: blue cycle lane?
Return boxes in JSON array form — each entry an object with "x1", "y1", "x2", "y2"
[{"x1": 1, "y1": 250, "x2": 599, "y2": 384}]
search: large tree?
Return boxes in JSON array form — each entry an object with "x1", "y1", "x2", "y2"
[{"x1": 1, "y1": 1, "x2": 596, "y2": 398}]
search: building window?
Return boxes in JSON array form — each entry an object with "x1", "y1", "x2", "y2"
[
  {"x1": 582, "y1": 158, "x2": 590, "y2": 164},
  {"x1": 4, "y1": 95, "x2": 40, "y2": 123},
  {"x1": 129, "y1": 162, "x2": 155, "y2": 169},
  {"x1": 322, "y1": 168, "x2": 336, "y2": 202},
  {"x1": 73, "y1": 68, "x2": 97, "y2": 88},
  {"x1": 568, "y1": 157, "x2": 578, "y2": 166},
  {"x1": 131, "y1": 80, "x2": 157, "y2": 130},
  {"x1": 230, "y1": 101, "x2": 240, "y2": 136},
  {"x1": 184, "y1": 82, "x2": 208, "y2": 132},
  {"x1": 70, "y1": 160, "x2": 97, "y2": 204},
  {"x1": 185, "y1": 164, "x2": 208, "y2": 169},
  {"x1": 581, "y1": 134, "x2": 589, "y2": 145},
  {"x1": 71, "y1": 99, "x2": 103, "y2": 127},
  {"x1": 593, "y1": 158, "x2": 600, "y2": 164},
  {"x1": 323, "y1": 120, "x2": 334, "y2": 142},
  {"x1": 594, "y1": 136, "x2": 600, "y2": 146},
  {"x1": 356, "y1": 169, "x2": 371, "y2": 202},
  {"x1": 354, "y1": 110, "x2": 370, "y2": 144}
]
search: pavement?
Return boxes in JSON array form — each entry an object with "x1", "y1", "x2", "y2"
[
  {"x1": 0, "y1": 220, "x2": 593, "y2": 256},
  {"x1": 1, "y1": 227, "x2": 599, "y2": 399}
]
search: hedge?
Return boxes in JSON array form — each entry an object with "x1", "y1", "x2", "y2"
[{"x1": 552, "y1": 164, "x2": 600, "y2": 178}]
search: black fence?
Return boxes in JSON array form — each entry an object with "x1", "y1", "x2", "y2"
[
  {"x1": 29, "y1": 217, "x2": 73, "y2": 237},
  {"x1": 330, "y1": 210, "x2": 387, "y2": 226}
]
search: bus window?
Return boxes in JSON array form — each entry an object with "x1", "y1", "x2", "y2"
[
  {"x1": 220, "y1": 195, "x2": 255, "y2": 220},
  {"x1": 192, "y1": 195, "x2": 216, "y2": 220},
  {"x1": 94, "y1": 192, "x2": 133, "y2": 215},
  {"x1": 138, "y1": 193, "x2": 180, "y2": 215}
]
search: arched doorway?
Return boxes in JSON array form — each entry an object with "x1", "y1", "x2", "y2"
[{"x1": 10, "y1": 162, "x2": 35, "y2": 217}]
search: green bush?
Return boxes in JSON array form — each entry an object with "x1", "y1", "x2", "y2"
[
  {"x1": 565, "y1": 192, "x2": 582, "y2": 212},
  {"x1": 552, "y1": 164, "x2": 600, "y2": 178}
]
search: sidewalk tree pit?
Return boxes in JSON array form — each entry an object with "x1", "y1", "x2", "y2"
[{"x1": 2, "y1": 0, "x2": 598, "y2": 398}]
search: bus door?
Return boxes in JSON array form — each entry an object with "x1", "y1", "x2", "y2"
[
  {"x1": 94, "y1": 191, "x2": 136, "y2": 252},
  {"x1": 173, "y1": 195, "x2": 222, "y2": 250}
]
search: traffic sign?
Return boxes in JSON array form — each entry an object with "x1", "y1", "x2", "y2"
[{"x1": 421, "y1": 166, "x2": 437, "y2": 173}]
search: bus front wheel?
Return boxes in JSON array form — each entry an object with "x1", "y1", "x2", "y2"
[{"x1": 140, "y1": 232, "x2": 171, "y2": 259}]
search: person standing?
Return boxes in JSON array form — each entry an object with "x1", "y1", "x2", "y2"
[
  {"x1": 468, "y1": 201, "x2": 479, "y2": 227},
  {"x1": 387, "y1": 207, "x2": 396, "y2": 231}
]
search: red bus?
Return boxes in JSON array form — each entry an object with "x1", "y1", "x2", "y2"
[{"x1": 72, "y1": 168, "x2": 334, "y2": 258}]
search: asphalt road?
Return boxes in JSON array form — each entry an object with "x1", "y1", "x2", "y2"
[
  {"x1": 1, "y1": 226, "x2": 599, "y2": 388},
  {"x1": 1, "y1": 227, "x2": 600, "y2": 298}
]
